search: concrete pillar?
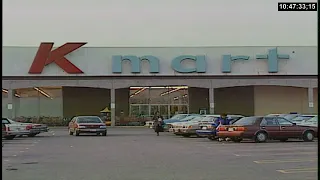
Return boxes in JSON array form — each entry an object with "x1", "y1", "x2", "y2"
[
  {"x1": 308, "y1": 87, "x2": 314, "y2": 114},
  {"x1": 209, "y1": 88, "x2": 215, "y2": 114},
  {"x1": 7, "y1": 89, "x2": 14, "y2": 119},
  {"x1": 111, "y1": 88, "x2": 116, "y2": 126}
]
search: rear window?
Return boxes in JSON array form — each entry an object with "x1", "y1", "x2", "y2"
[
  {"x1": 233, "y1": 117, "x2": 261, "y2": 126},
  {"x1": 77, "y1": 117, "x2": 102, "y2": 123}
]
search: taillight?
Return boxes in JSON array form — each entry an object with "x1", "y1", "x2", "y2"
[
  {"x1": 26, "y1": 125, "x2": 33, "y2": 130},
  {"x1": 236, "y1": 127, "x2": 246, "y2": 131},
  {"x1": 218, "y1": 126, "x2": 226, "y2": 131}
]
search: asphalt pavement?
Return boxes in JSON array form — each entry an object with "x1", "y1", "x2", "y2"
[{"x1": 2, "y1": 127, "x2": 318, "y2": 180}]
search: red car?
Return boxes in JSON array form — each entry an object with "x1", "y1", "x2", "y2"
[
  {"x1": 68, "y1": 116, "x2": 107, "y2": 136},
  {"x1": 217, "y1": 116, "x2": 318, "y2": 143}
]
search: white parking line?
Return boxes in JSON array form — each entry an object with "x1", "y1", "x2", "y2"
[
  {"x1": 254, "y1": 158, "x2": 317, "y2": 164},
  {"x1": 233, "y1": 151, "x2": 317, "y2": 157}
]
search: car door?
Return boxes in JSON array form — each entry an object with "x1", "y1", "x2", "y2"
[
  {"x1": 276, "y1": 117, "x2": 299, "y2": 138},
  {"x1": 260, "y1": 117, "x2": 280, "y2": 139}
]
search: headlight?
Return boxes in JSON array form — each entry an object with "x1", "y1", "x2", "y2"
[
  {"x1": 100, "y1": 126, "x2": 107, "y2": 129},
  {"x1": 78, "y1": 126, "x2": 86, "y2": 128}
]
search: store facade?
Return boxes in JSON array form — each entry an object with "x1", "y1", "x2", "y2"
[{"x1": 2, "y1": 43, "x2": 318, "y2": 126}]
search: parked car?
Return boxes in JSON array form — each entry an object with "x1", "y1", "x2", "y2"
[
  {"x1": 2, "y1": 118, "x2": 37, "y2": 140},
  {"x1": 291, "y1": 115, "x2": 317, "y2": 125},
  {"x1": 299, "y1": 115, "x2": 318, "y2": 127},
  {"x1": 68, "y1": 116, "x2": 107, "y2": 136},
  {"x1": 167, "y1": 115, "x2": 202, "y2": 132},
  {"x1": 216, "y1": 116, "x2": 318, "y2": 143},
  {"x1": 266, "y1": 113, "x2": 300, "y2": 121},
  {"x1": 163, "y1": 114, "x2": 200, "y2": 131},
  {"x1": 195, "y1": 115, "x2": 244, "y2": 140},
  {"x1": 173, "y1": 115, "x2": 221, "y2": 137}
]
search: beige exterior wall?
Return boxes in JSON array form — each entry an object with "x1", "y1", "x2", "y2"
[
  {"x1": 214, "y1": 86, "x2": 255, "y2": 116},
  {"x1": 254, "y1": 86, "x2": 318, "y2": 115}
]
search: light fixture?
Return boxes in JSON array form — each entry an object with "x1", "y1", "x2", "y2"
[
  {"x1": 130, "y1": 86, "x2": 188, "y2": 89},
  {"x1": 2, "y1": 89, "x2": 21, "y2": 98},
  {"x1": 130, "y1": 87, "x2": 147, "y2": 98},
  {"x1": 183, "y1": 94, "x2": 188, "y2": 98},
  {"x1": 34, "y1": 87, "x2": 53, "y2": 99},
  {"x1": 173, "y1": 97, "x2": 179, "y2": 100},
  {"x1": 160, "y1": 87, "x2": 188, "y2": 96}
]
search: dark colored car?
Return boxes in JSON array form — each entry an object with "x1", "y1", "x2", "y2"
[
  {"x1": 195, "y1": 116, "x2": 244, "y2": 140},
  {"x1": 68, "y1": 116, "x2": 107, "y2": 136},
  {"x1": 217, "y1": 116, "x2": 318, "y2": 143}
]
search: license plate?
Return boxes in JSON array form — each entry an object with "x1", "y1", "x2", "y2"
[
  {"x1": 90, "y1": 129, "x2": 97, "y2": 132},
  {"x1": 202, "y1": 127, "x2": 207, "y2": 130},
  {"x1": 228, "y1": 128, "x2": 234, "y2": 132}
]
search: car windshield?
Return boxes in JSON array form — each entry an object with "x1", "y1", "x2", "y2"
[
  {"x1": 171, "y1": 114, "x2": 188, "y2": 120},
  {"x1": 181, "y1": 116, "x2": 198, "y2": 121},
  {"x1": 233, "y1": 117, "x2": 260, "y2": 126},
  {"x1": 77, "y1": 117, "x2": 102, "y2": 123},
  {"x1": 202, "y1": 116, "x2": 219, "y2": 122},
  {"x1": 188, "y1": 116, "x2": 204, "y2": 122},
  {"x1": 291, "y1": 116, "x2": 314, "y2": 122}
]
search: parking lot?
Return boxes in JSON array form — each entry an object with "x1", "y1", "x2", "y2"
[{"x1": 2, "y1": 127, "x2": 318, "y2": 180}]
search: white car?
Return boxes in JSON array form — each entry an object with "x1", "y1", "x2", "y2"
[
  {"x1": 299, "y1": 116, "x2": 318, "y2": 127},
  {"x1": 172, "y1": 115, "x2": 221, "y2": 137},
  {"x1": 291, "y1": 115, "x2": 317, "y2": 125},
  {"x1": 144, "y1": 121, "x2": 154, "y2": 128},
  {"x1": 168, "y1": 115, "x2": 200, "y2": 132}
]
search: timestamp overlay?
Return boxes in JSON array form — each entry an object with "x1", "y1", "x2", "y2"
[{"x1": 278, "y1": 2, "x2": 317, "y2": 11}]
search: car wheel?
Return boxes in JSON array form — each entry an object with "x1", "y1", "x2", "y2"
[
  {"x1": 101, "y1": 132, "x2": 107, "y2": 136},
  {"x1": 27, "y1": 134, "x2": 36, "y2": 137},
  {"x1": 231, "y1": 138, "x2": 242, "y2": 143},
  {"x1": 255, "y1": 132, "x2": 267, "y2": 143},
  {"x1": 75, "y1": 131, "x2": 80, "y2": 136},
  {"x1": 207, "y1": 136, "x2": 215, "y2": 141},
  {"x1": 5, "y1": 135, "x2": 16, "y2": 140},
  {"x1": 302, "y1": 131, "x2": 314, "y2": 142},
  {"x1": 69, "y1": 129, "x2": 74, "y2": 135}
]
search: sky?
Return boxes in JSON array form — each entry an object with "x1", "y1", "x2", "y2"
[{"x1": 3, "y1": 0, "x2": 317, "y2": 47}]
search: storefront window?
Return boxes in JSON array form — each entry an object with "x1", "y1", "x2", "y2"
[{"x1": 129, "y1": 86, "x2": 189, "y2": 118}]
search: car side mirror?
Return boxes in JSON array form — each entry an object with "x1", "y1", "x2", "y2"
[{"x1": 292, "y1": 123, "x2": 297, "y2": 125}]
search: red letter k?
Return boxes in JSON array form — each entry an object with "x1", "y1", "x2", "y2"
[{"x1": 28, "y1": 42, "x2": 86, "y2": 74}]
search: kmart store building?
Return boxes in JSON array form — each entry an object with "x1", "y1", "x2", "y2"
[{"x1": 2, "y1": 43, "x2": 318, "y2": 126}]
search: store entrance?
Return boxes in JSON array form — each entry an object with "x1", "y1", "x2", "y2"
[
  {"x1": 129, "y1": 86, "x2": 189, "y2": 119},
  {"x1": 130, "y1": 104, "x2": 189, "y2": 119}
]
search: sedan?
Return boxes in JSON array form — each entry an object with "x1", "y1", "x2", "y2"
[
  {"x1": 68, "y1": 116, "x2": 107, "y2": 136},
  {"x1": 217, "y1": 116, "x2": 318, "y2": 143}
]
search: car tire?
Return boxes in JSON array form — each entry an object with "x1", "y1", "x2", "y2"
[
  {"x1": 27, "y1": 134, "x2": 36, "y2": 137},
  {"x1": 208, "y1": 136, "x2": 215, "y2": 141},
  {"x1": 255, "y1": 132, "x2": 267, "y2": 143},
  {"x1": 69, "y1": 129, "x2": 74, "y2": 135},
  {"x1": 302, "y1": 131, "x2": 314, "y2": 142},
  {"x1": 75, "y1": 131, "x2": 80, "y2": 136},
  {"x1": 231, "y1": 138, "x2": 242, "y2": 143},
  {"x1": 5, "y1": 135, "x2": 16, "y2": 140},
  {"x1": 101, "y1": 132, "x2": 107, "y2": 136}
]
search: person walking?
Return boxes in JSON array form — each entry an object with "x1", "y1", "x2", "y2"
[{"x1": 152, "y1": 111, "x2": 164, "y2": 136}]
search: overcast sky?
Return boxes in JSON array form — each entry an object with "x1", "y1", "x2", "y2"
[{"x1": 3, "y1": 0, "x2": 317, "y2": 47}]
